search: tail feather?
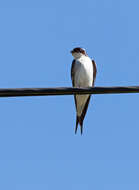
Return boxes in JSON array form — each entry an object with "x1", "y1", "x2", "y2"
[
  {"x1": 74, "y1": 96, "x2": 91, "y2": 135},
  {"x1": 75, "y1": 116, "x2": 79, "y2": 134},
  {"x1": 79, "y1": 118, "x2": 83, "y2": 135},
  {"x1": 75, "y1": 116, "x2": 84, "y2": 135}
]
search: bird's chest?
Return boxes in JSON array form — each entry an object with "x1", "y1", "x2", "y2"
[{"x1": 74, "y1": 58, "x2": 93, "y2": 87}]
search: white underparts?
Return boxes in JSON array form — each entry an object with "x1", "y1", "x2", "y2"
[{"x1": 73, "y1": 55, "x2": 93, "y2": 116}]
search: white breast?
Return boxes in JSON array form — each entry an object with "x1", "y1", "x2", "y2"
[{"x1": 74, "y1": 55, "x2": 93, "y2": 87}]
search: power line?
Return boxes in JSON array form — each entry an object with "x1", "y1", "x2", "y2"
[{"x1": 0, "y1": 86, "x2": 139, "y2": 98}]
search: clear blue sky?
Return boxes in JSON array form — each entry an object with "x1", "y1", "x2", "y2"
[{"x1": 0, "y1": 0, "x2": 139, "y2": 189}]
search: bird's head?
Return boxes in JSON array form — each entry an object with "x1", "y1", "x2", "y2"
[{"x1": 71, "y1": 47, "x2": 87, "y2": 59}]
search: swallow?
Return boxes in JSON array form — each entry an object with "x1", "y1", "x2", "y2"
[{"x1": 71, "y1": 47, "x2": 97, "y2": 134}]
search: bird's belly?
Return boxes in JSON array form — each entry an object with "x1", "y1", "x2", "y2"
[{"x1": 74, "y1": 63, "x2": 93, "y2": 87}]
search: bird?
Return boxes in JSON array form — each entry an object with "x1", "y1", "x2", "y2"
[{"x1": 71, "y1": 47, "x2": 97, "y2": 134}]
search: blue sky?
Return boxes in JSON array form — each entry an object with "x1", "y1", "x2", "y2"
[{"x1": 0, "y1": 0, "x2": 139, "y2": 189}]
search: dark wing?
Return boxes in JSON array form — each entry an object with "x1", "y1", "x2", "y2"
[
  {"x1": 92, "y1": 60, "x2": 97, "y2": 86},
  {"x1": 71, "y1": 60, "x2": 79, "y2": 133},
  {"x1": 71, "y1": 59, "x2": 76, "y2": 86},
  {"x1": 71, "y1": 59, "x2": 77, "y2": 109}
]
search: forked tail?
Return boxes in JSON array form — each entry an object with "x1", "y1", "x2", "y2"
[{"x1": 75, "y1": 116, "x2": 84, "y2": 135}]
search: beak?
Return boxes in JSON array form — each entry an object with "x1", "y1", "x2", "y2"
[{"x1": 70, "y1": 50, "x2": 73, "y2": 54}]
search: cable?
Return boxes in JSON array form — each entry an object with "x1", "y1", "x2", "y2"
[{"x1": 0, "y1": 86, "x2": 139, "y2": 97}]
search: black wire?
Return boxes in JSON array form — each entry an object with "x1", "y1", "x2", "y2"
[{"x1": 0, "y1": 86, "x2": 139, "y2": 98}]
